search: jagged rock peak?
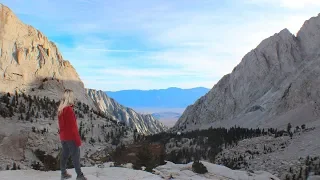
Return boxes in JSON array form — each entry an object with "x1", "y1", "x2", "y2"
[
  {"x1": 297, "y1": 13, "x2": 320, "y2": 58},
  {"x1": 86, "y1": 89, "x2": 168, "y2": 135}
]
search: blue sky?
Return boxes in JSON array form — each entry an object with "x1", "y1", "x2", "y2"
[{"x1": 2, "y1": 0, "x2": 320, "y2": 91}]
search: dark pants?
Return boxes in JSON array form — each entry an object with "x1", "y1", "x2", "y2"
[{"x1": 60, "y1": 141, "x2": 82, "y2": 176}]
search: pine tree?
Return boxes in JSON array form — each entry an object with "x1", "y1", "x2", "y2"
[
  {"x1": 26, "y1": 111, "x2": 30, "y2": 121},
  {"x1": 306, "y1": 156, "x2": 310, "y2": 166},
  {"x1": 43, "y1": 111, "x2": 49, "y2": 118},
  {"x1": 134, "y1": 145, "x2": 154, "y2": 172},
  {"x1": 12, "y1": 163, "x2": 17, "y2": 170},
  {"x1": 159, "y1": 148, "x2": 166, "y2": 165},
  {"x1": 1, "y1": 94, "x2": 10, "y2": 105},
  {"x1": 133, "y1": 129, "x2": 137, "y2": 142},
  {"x1": 305, "y1": 166, "x2": 310, "y2": 179},
  {"x1": 8, "y1": 106, "x2": 14, "y2": 117},
  {"x1": 111, "y1": 131, "x2": 114, "y2": 139},
  {"x1": 15, "y1": 90, "x2": 18, "y2": 99},
  {"x1": 298, "y1": 167, "x2": 302, "y2": 178},
  {"x1": 89, "y1": 137, "x2": 95, "y2": 144},
  {"x1": 105, "y1": 132, "x2": 110, "y2": 142},
  {"x1": 287, "y1": 123, "x2": 292, "y2": 133},
  {"x1": 285, "y1": 174, "x2": 290, "y2": 180},
  {"x1": 11, "y1": 96, "x2": 16, "y2": 107},
  {"x1": 51, "y1": 111, "x2": 56, "y2": 120},
  {"x1": 31, "y1": 108, "x2": 35, "y2": 117}
]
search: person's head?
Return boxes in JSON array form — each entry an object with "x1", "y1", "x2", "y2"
[{"x1": 58, "y1": 89, "x2": 75, "y2": 115}]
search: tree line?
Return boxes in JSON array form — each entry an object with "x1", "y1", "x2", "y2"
[{"x1": 145, "y1": 126, "x2": 299, "y2": 165}]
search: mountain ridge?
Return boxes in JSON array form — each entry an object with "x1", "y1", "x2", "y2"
[
  {"x1": 87, "y1": 89, "x2": 168, "y2": 134},
  {"x1": 173, "y1": 13, "x2": 320, "y2": 132}
]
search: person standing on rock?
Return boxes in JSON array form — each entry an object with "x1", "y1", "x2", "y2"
[{"x1": 58, "y1": 89, "x2": 87, "y2": 180}]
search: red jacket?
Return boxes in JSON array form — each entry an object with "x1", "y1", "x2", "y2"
[{"x1": 58, "y1": 106, "x2": 82, "y2": 147}]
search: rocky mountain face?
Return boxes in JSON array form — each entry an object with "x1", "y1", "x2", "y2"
[
  {"x1": 0, "y1": 4, "x2": 95, "y2": 107},
  {"x1": 0, "y1": 3, "x2": 165, "y2": 170},
  {"x1": 87, "y1": 89, "x2": 168, "y2": 135},
  {"x1": 173, "y1": 13, "x2": 320, "y2": 132}
]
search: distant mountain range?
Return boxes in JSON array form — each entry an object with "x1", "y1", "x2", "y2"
[{"x1": 105, "y1": 87, "x2": 210, "y2": 108}]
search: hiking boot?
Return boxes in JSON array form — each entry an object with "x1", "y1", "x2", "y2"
[
  {"x1": 76, "y1": 173, "x2": 87, "y2": 180},
  {"x1": 61, "y1": 172, "x2": 72, "y2": 180}
]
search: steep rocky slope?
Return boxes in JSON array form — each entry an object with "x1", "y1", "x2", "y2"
[
  {"x1": 0, "y1": 4, "x2": 94, "y2": 107},
  {"x1": 87, "y1": 89, "x2": 167, "y2": 135},
  {"x1": 173, "y1": 13, "x2": 320, "y2": 132}
]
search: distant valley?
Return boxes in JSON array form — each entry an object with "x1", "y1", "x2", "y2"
[{"x1": 151, "y1": 111, "x2": 182, "y2": 127}]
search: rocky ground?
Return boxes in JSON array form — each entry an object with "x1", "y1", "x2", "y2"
[
  {"x1": 215, "y1": 122, "x2": 320, "y2": 179},
  {"x1": 0, "y1": 161, "x2": 280, "y2": 180}
]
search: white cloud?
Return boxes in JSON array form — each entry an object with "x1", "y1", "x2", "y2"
[
  {"x1": 140, "y1": 11, "x2": 317, "y2": 80},
  {"x1": 4, "y1": 0, "x2": 320, "y2": 91},
  {"x1": 76, "y1": 47, "x2": 150, "y2": 53},
  {"x1": 99, "y1": 68, "x2": 198, "y2": 78},
  {"x1": 280, "y1": 0, "x2": 320, "y2": 9},
  {"x1": 82, "y1": 75, "x2": 215, "y2": 91},
  {"x1": 246, "y1": 0, "x2": 320, "y2": 9},
  {"x1": 74, "y1": 8, "x2": 318, "y2": 90}
]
